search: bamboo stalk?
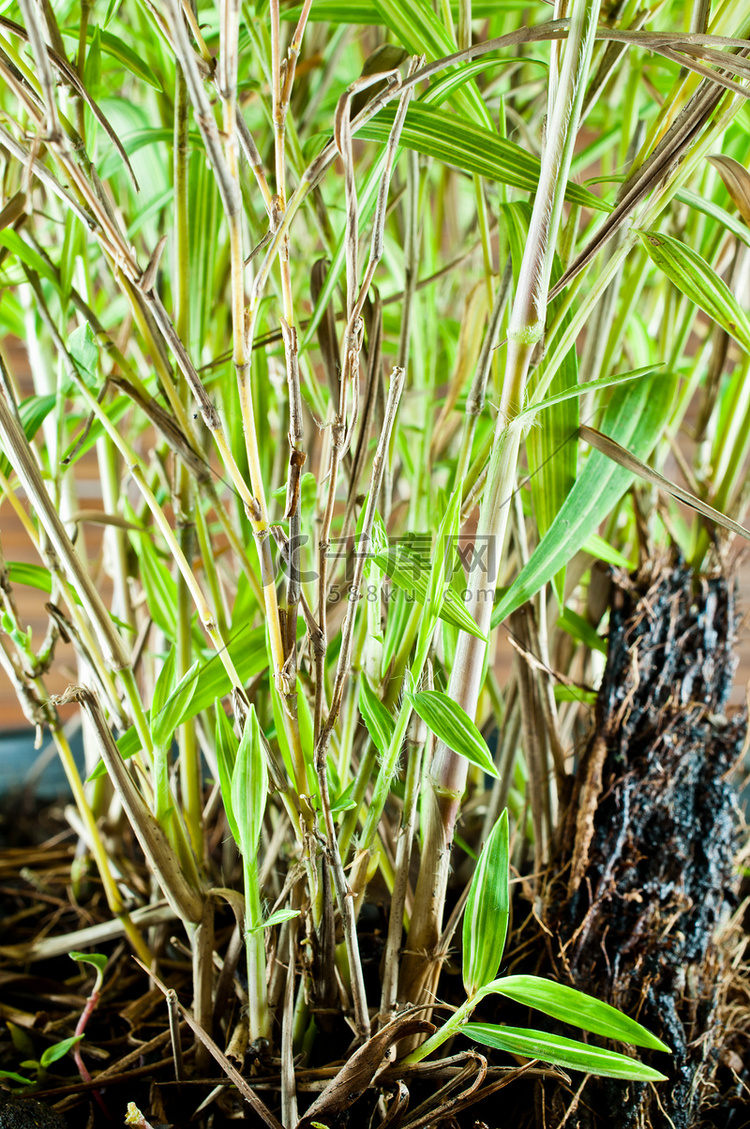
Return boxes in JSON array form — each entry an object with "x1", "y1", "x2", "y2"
[{"x1": 399, "y1": 0, "x2": 603, "y2": 1009}]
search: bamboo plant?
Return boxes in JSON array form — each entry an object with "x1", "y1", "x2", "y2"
[{"x1": 0, "y1": 0, "x2": 749, "y2": 1121}]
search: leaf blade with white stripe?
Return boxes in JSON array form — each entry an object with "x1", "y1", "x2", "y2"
[
  {"x1": 462, "y1": 810, "x2": 510, "y2": 998},
  {"x1": 462, "y1": 1024, "x2": 667, "y2": 1081}
]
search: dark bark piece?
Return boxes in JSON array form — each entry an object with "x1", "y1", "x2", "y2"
[{"x1": 541, "y1": 556, "x2": 746, "y2": 1128}]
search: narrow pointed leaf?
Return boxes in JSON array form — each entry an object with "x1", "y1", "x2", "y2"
[
  {"x1": 151, "y1": 658, "x2": 200, "y2": 748},
  {"x1": 0, "y1": 229, "x2": 57, "y2": 283},
  {"x1": 358, "y1": 105, "x2": 604, "y2": 209},
  {"x1": 40, "y1": 1036, "x2": 83, "y2": 1068},
  {"x1": 215, "y1": 703, "x2": 241, "y2": 849},
  {"x1": 638, "y1": 229, "x2": 750, "y2": 353},
  {"x1": 248, "y1": 907, "x2": 301, "y2": 934},
  {"x1": 483, "y1": 975, "x2": 670, "y2": 1052},
  {"x1": 151, "y1": 647, "x2": 176, "y2": 729},
  {"x1": 519, "y1": 366, "x2": 663, "y2": 420},
  {"x1": 463, "y1": 810, "x2": 509, "y2": 997},
  {"x1": 580, "y1": 424, "x2": 750, "y2": 541},
  {"x1": 676, "y1": 188, "x2": 750, "y2": 252},
  {"x1": 283, "y1": 1, "x2": 527, "y2": 23},
  {"x1": 6, "y1": 561, "x2": 76, "y2": 601},
  {"x1": 424, "y1": 484, "x2": 463, "y2": 621},
  {"x1": 0, "y1": 395, "x2": 55, "y2": 479},
  {"x1": 462, "y1": 1023, "x2": 667, "y2": 1081},
  {"x1": 581, "y1": 533, "x2": 631, "y2": 568},
  {"x1": 360, "y1": 677, "x2": 396, "y2": 757},
  {"x1": 557, "y1": 607, "x2": 608, "y2": 654},
  {"x1": 230, "y1": 706, "x2": 267, "y2": 859},
  {"x1": 372, "y1": 0, "x2": 492, "y2": 128},
  {"x1": 409, "y1": 689, "x2": 498, "y2": 777},
  {"x1": 504, "y1": 201, "x2": 576, "y2": 601},
  {"x1": 375, "y1": 548, "x2": 488, "y2": 639},
  {"x1": 107, "y1": 623, "x2": 281, "y2": 768},
  {"x1": 62, "y1": 27, "x2": 163, "y2": 89},
  {"x1": 420, "y1": 58, "x2": 529, "y2": 109},
  {"x1": 491, "y1": 373, "x2": 676, "y2": 628}
]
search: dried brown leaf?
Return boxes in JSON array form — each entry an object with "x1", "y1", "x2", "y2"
[
  {"x1": 299, "y1": 1015, "x2": 435, "y2": 1127},
  {"x1": 708, "y1": 153, "x2": 750, "y2": 226}
]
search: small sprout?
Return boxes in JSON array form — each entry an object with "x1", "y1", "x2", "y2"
[{"x1": 125, "y1": 1103, "x2": 155, "y2": 1129}]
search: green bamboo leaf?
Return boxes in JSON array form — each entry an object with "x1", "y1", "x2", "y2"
[
  {"x1": 519, "y1": 366, "x2": 662, "y2": 420},
  {"x1": 557, "y1": 608, "x2": 607, "y2": 655},
  {"x1": 151, "y1": 646, "x2": 176, "y2": 727},
  {"x1": 372, "y1": 0, "x2": 492, "y2": 128},
  {"x1": 0, "y1": 229, "x2": 56, "y2": 283},
  {"x1": 94, "y1": 623, "x2": 275, "y2": 773},
  {"x1": 424, "y1": 484, "x2": 463, "y2": 620},
  {"x1": 103, "y1": 0, "x2": 121, "y2": 27},
  {"x1": 581, "y1": 533, "x2": 631, "y2": 568},
  {"x1": 554, "y1": 685, "x2": 598, "y2": 704},
  {"x1": 60, "y1": 211, "x2": 82, "y2": 308},
  {"x1": 380, "y1": 585, "x2": 415, "y2": 675},
  {"x1": 461, "y1": 1024, "x2": 667, "y2": 1081},
  {"x1": 151, "y1": 658, "x2": 200, "y2": 748},
  {"x1": 0, "y1": 291, "x2": 25, "y2": 337},
  {"x1": 84, "y1": 25, "x2": 102, "y2": 103},
  {"x1": 420, "y1": 58, "x2": 533, "y2": 110},
  {"x1": 67, "y1": 323, "x2": 99, "y2": 392},
  {"x1": 483, "y1": 975, "x2": 670, "y2": 1052},
  {"x1": 375, "y1": 547, "x2": 488, "y2": 640},
  {"x1": 676, "y1": 188, "x2": 750, "y2": 253},
  {"x1": 61, "y1": 27, "x2": 162, "y2": 89},
  {"x1": 330, "y1": 779, "x2": 358, "y2": 813},
  {"x1": 215, "y1": 703, "x2": 241, "y2": 848},
  {"x1": 98, "y1": 127, "x2": 202, "y2": 179},
  {"x1": 5, "y1": 564, "x2": 136, "y2": 633},
  {"x1": 60, "y1": 396, "x2": 131, "y2": 467},
  {"x1": 40, "y1": 1036, "x2": 83, "y2": 1069},
  {"x1": 358, "y1": 105, "x2": 605, "y2": 210},
  {"x1": 638, "y1": 229, "x2": 750, "y2": 353},
  {"x1": 491, "y1": 372, "x2": 677, "y2": 628},
  {"x1": 463, "y1": 810, "x2": 509, "y2": 998},
  {"x1": 359, "y1": 676, "x2": 396, "y2": 757},
  {"x1": 187, "y1": 154, "x2": 223, "y2": 356},
  {"x1": 0, "y1": 395, "x2": 55, "y2": 478},
  {"x1": 231, "y1": 706, "x2": 267, "y2": 859},
  {"x1": 248, "y1": 907, "x2": 301, "y2": 934},
  {"x1": 408, "y1": 689, "x2": 498, "y2": 777},
  {"x1": 283, "y1": 0, "x2": 530, "y2": 22}
]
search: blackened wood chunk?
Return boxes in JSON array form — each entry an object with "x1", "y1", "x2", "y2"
[{"x1": 545, "y1": 559, "x2": 746, "y2": 1129}]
